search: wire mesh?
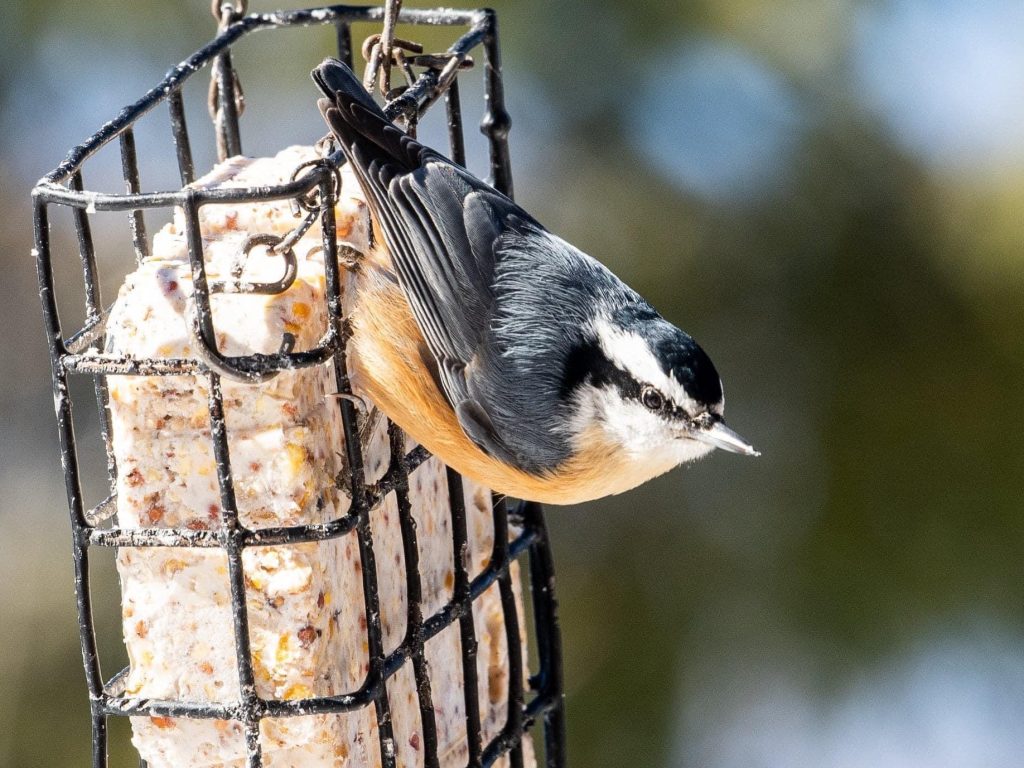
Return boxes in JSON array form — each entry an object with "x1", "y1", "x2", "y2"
[{"x1": 32, "y1": 5, "x2": 565, "y2": 767}]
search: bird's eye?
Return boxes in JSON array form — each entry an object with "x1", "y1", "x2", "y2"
[{"x1": 640, "y1": 386, "x2": 664, "y2": 411}]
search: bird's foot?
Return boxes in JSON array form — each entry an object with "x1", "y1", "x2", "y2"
[{"x1": 338, "y1": 244, "x2": 364, "y2": 274}]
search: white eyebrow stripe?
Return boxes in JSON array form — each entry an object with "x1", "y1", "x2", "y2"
[{"x1": 593, "y1": 318, "x2": 699, "y2": 413}]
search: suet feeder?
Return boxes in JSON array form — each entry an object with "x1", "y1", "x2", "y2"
[{"x1": 32, "y1": 3, "x2": 566, "y2": 766}]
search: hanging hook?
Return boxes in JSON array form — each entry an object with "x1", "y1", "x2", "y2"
[
  {"x1": 207, "y1": 0, "x2": 245, "y2": 126},
  {"x1": 209, "y1": 234, "x2": 298, "y2": 295},
  {"x1": 185, "y1": 231, "x2": 299, "y2": 384},
  {"x1": 207, "y1": 69, "x2": 245, "y2": 125},
  {"x1": 208, "y1": 0, "x2": 247, "y2": 160},
  {"x1": 359, "y1": 26, "x2": 474, "y2": 117},
  {"x1": 360, "y1": 32, "x2": 423, "y2": 67},
  {"x1": 378, "y1": 0, "x2": 402, "y2": 96},
  {"x1": 361, "y1": 0, "x2": 405, "y2": 97},
  {"x1": 210, "y1": 0, "x2": 247, "y2": 24},
  {"x1": 289, "y1": 158, "x2": 342, "y2": 215}
]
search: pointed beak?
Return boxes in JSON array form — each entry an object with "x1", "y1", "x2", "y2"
[{"x1": 693, "y1": 420, "x2": 760, "y2": 457}]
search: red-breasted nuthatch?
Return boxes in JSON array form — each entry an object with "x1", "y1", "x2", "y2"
[{"x1": 313, "y1": 59, "x2": 758, "y2": 505}]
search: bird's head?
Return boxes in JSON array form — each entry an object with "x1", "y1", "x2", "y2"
[{"x1": 561, "y1": 306, "x2": 758, "y2": 467}]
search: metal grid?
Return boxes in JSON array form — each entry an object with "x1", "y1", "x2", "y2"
[{"x1": 31, "y1": 4, "x2": 565, "y2": 766}]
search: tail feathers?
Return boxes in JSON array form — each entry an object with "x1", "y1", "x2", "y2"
[
  {"x1": 313, "y1": 57, "x2": 426, "y2": 176},
  {"x1": 312, "y1": 58, "x2": 382, "y2": 119}
]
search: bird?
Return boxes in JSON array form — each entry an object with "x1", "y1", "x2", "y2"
[{"x1": 312, "y1": 58, "x2": 758, "y2": 505}]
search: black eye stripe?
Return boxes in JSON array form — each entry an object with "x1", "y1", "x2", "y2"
[
  {"x1": 561, "y1": 338, "x2": 705, "y2": 420},
  {"x1": 561, "y1": 339, "x2": 640, "y2": 401}
]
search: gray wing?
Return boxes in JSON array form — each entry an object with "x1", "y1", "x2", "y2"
[
  {"x1": 314, "y1": 59, "x2": 545, "y2": 467},
  {"x1": 379, "y1": 156, "x2": 538, "y2": 466}
]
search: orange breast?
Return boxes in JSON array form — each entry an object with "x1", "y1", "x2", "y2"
[{"x1": 345, "y1": 258, "x2": 672, "y2": 505}]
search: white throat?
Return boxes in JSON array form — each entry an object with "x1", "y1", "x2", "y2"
[{"x1": 568, "y1": 382, "x2": 715, "y2": 468}]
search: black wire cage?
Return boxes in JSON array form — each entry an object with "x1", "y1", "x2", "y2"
[{"x1": 32, "y1": 3, "x2": 565, "y2": 766}]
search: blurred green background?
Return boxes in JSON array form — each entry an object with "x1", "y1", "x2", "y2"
[{"x1": 3, "y1": 0, "x2": 1024, "y2": 766}]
